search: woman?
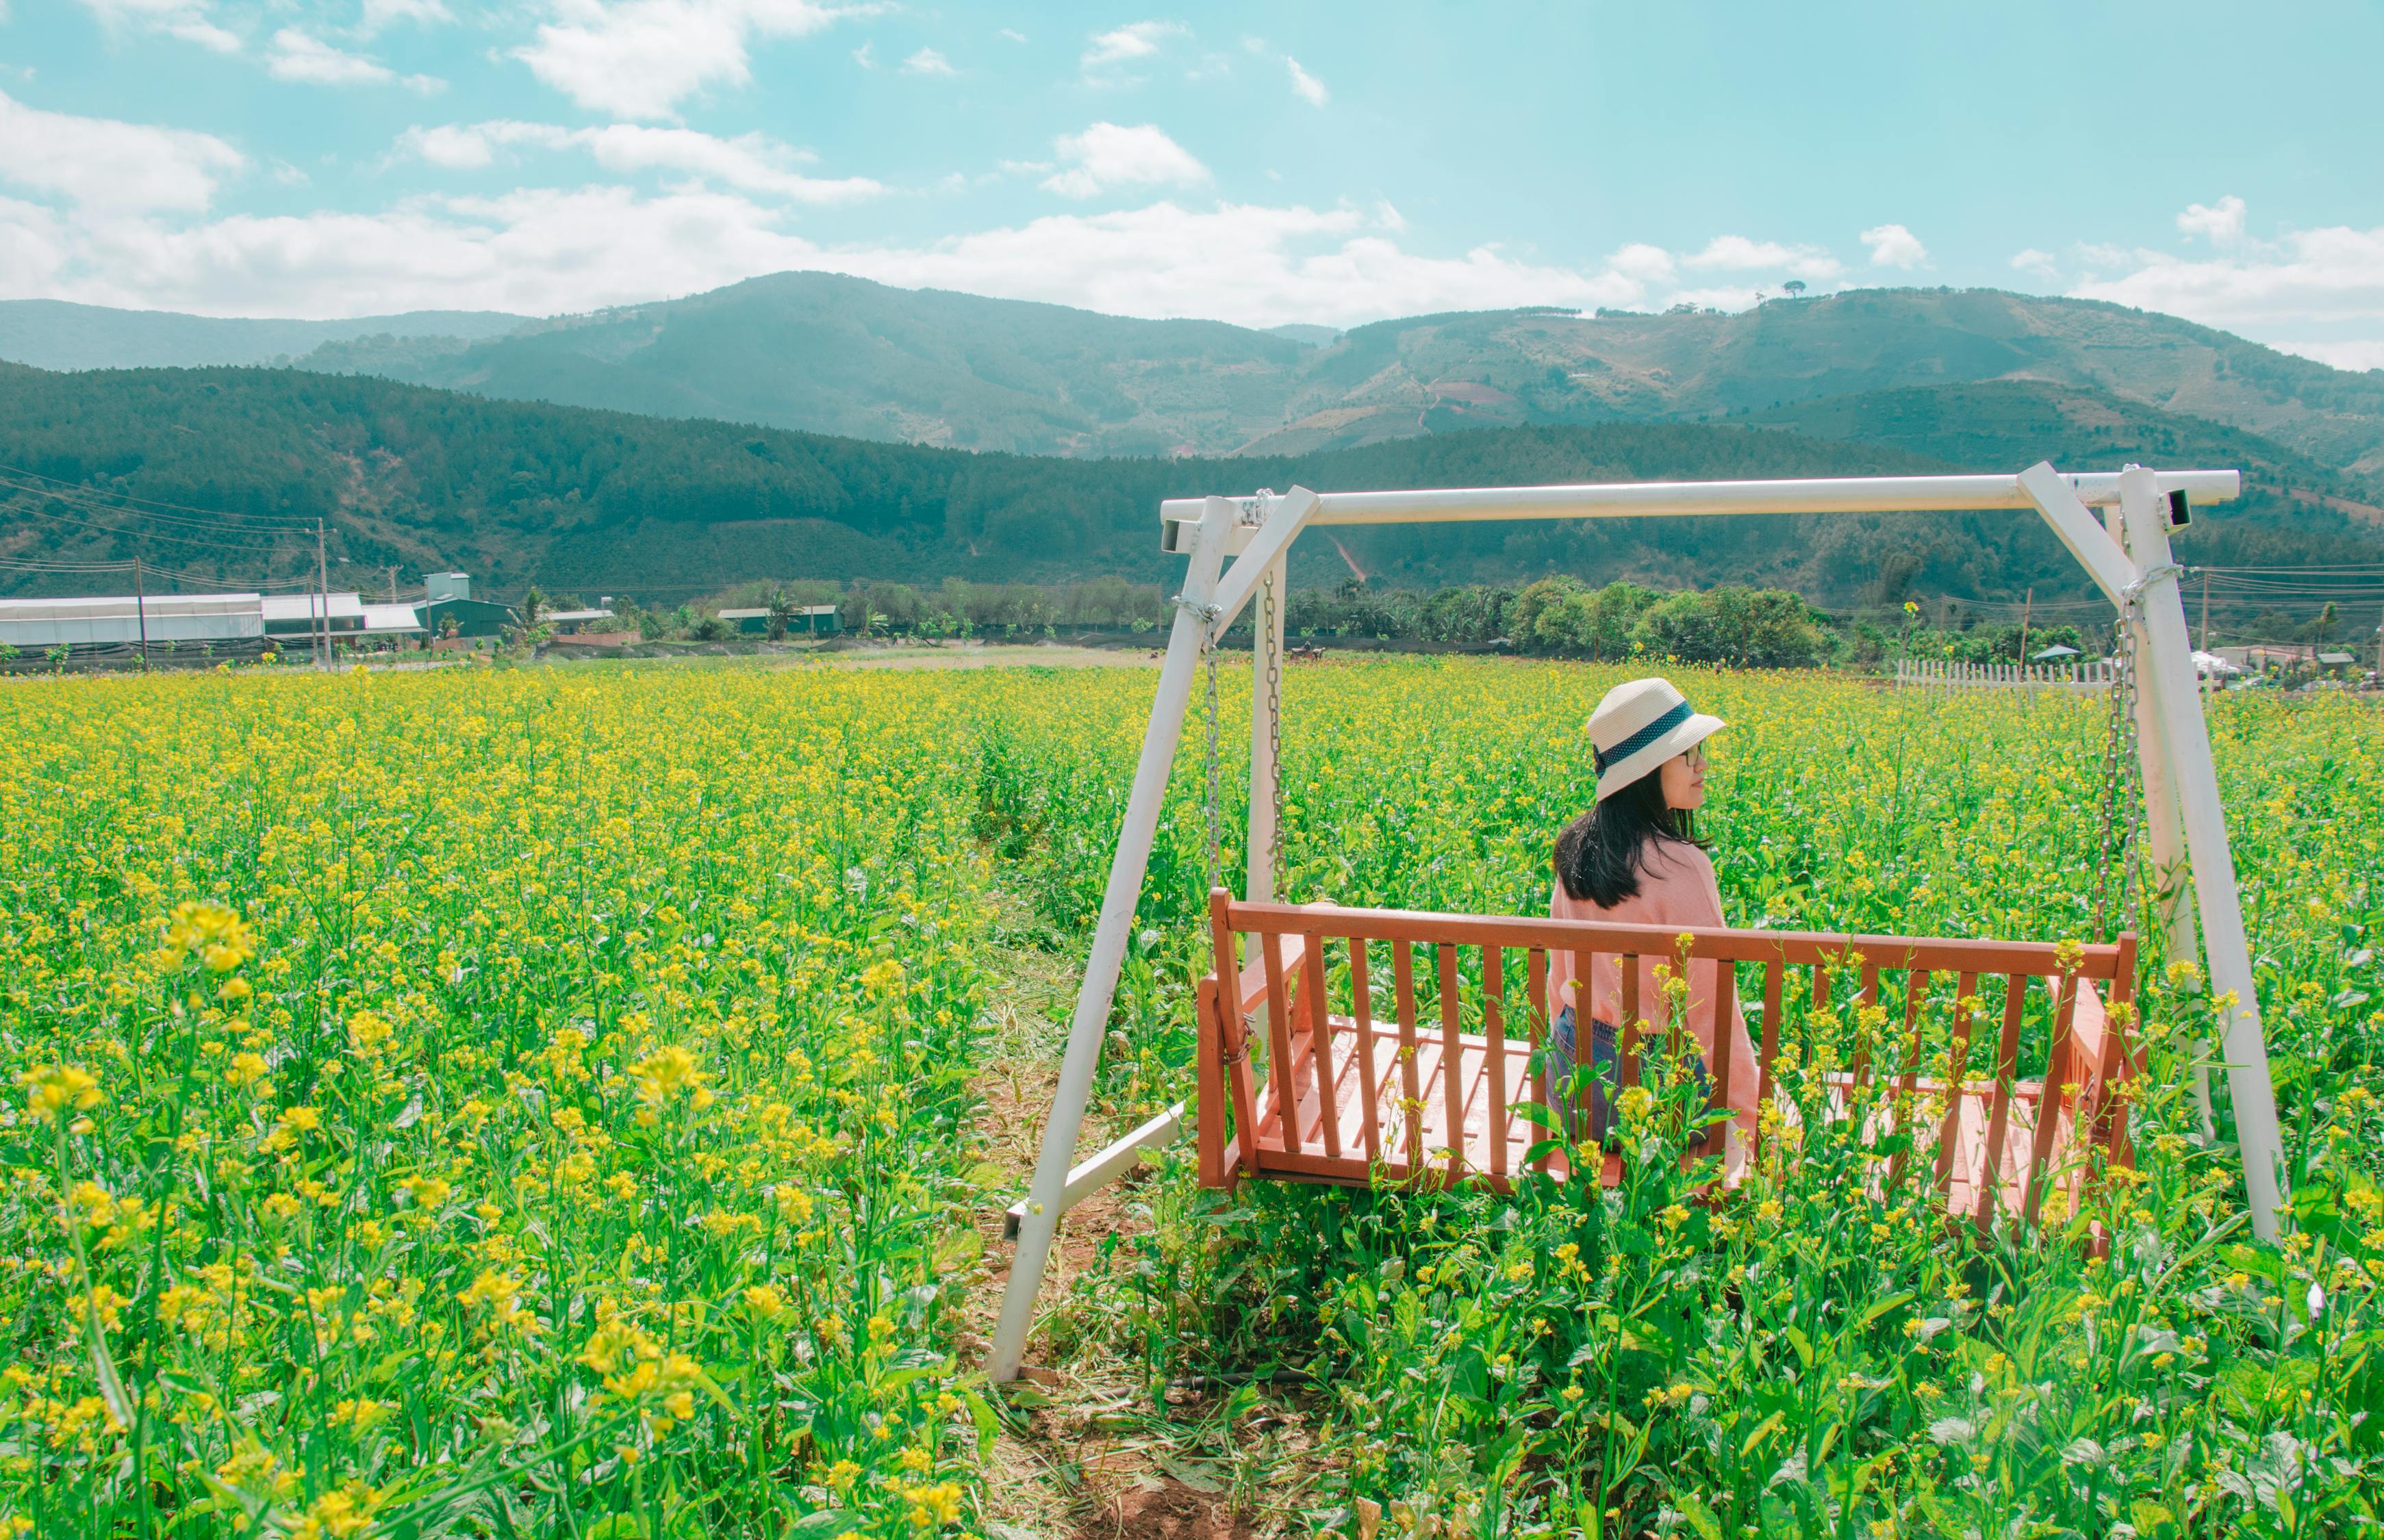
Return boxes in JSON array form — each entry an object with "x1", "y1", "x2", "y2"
[{"x1": 1548, "y1": 676, "x2": 1759, "y2": 1173}]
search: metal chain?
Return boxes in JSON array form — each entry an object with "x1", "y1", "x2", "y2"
[
  {"x1": 2116, "y1": 616, "x2": 2146, "y2": 929},
  {"x1": 2092, "y1": 607, "x2": 2146, "y2": 942},
  {"x1": 1202, "y1": 611, "x2": 1224, "y2": 894},
  {"x1": 1262, "y1": 565, "x2": 1284, "y2": 897}
]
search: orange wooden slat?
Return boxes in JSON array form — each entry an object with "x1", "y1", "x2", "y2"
[
  {"x1": 1884, "y1": 969, "x2": 1931, "y2": 1193},
  {"x1": 1931, "y1": 972, "x2": 1979, "y2": 1198},
  {"x1": 1484, "y1": 946, "x2": 1508, "y2": 1180},
  {"x1": 1526, "y1": 948, "x2": 1552, "y2": 1175},
  {"x1": 1196, "y1": 971, "x2": 1224, "y2": 1188},
  {"x1": 1300, "y1": 932, "x2": 1343, "y2": 1161},
  {"x1": 2101, "y1": 934, "x2": 2142, "y2": 1172},
  {"x1": 1209, "y1": 888, "x2": 1262, "y2": 1180},
  {"x1": 1973, "y1": 973, "x2": 2029, "y2": 1233},
  {"x1": 1757, "y1": 960, "x2": 1783, "y2": 1164},
  {"x1": 1260, "y1": 919, "x2": 1302, "y2": 1158},
  {"x1": 1438, "y1": 943, "x2": 1464, "y2": 1182},
  {"x1": 2024, "y1": 967, "x2": 2083, "y2": 1228},
  {"x1": 1850, "y1": 963, "x2": 1881, "y2": 1088},
  {"x1": 1394, "y1": 940, "x2": 1423, "y2": 1172},
  {"x1": 1349, "y1": 936, "x2": 1381, "y2": 1166},
  {"x1": 1619, "y1": 954, "x2": 1641, "y2": 1090},
  {"x1": 1711, "y1": 958, "x2": 1736, "y2": 1160}
]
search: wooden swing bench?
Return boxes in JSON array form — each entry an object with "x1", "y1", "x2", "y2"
[{"x1": 1193, "y1": 889, "x2": 2142, "y2": 1229}]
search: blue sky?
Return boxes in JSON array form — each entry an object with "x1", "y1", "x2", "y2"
[{"x1": 3, "y1": 0, "x2": 2381, "y2": 368}]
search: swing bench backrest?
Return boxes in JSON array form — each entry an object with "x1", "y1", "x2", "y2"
[{"x1": 1195, "y1": 888, "x2": 2140, "y2": 1231}]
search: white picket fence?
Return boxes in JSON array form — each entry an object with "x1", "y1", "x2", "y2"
[{"x1": 1894, "y1": 657, "x2": 2117, "y2": 693}]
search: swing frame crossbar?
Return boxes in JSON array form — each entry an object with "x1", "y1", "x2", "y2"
[{"x1": 988, "y1": 461, "x2": 2285, "y2": 1383}]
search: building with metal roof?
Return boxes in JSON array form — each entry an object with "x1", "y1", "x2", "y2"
[
  {"x1": 0, "y1": 593, "x2": 266, "y2": 648},
  {"x1": 262, "y1": 593, "x2": 366, "y2": 642},
  {"x1": 719, "y1": 604, "x2": 841, "y2": 636}
]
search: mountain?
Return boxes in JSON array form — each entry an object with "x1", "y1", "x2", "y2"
[
  {"x1": 13, "y1": 277, "x2": 2383, "y2": 476},
  {"x1": 273, "y1": 276, "x2": 2384, "y2": 474},
  {"x1": 2, "y1": 361, "x2": 2374, "y2": 609},
  {"x1": 294, "y1": 272, "x2": 1307, "y2": 459},
  {"x1": 0, "y1": 299, "x2": 530, "y2": 372}
]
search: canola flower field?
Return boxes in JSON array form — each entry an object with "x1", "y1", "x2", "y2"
[{"x1": 2, "y1": 656, "x2": 2380, "y2": 1539}]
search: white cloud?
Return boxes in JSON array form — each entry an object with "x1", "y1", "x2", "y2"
[
  {"x1": 76, "y1": 0, "x2": 241, "y2": 53},
  {"x1": 516, "y1": 0, "x2": 859, "y2": 120},
  {"x1": 2070, "y1": 217, "x2": 2384, "y2": 350},
  {"x1": 2274, "y1": 339, "x2": 2384, "y2": 372},
  {"x1": 998, "y1": 27, "x2": 1025, "y2": 42},
  {"x1": 1858, "y1": 222, "x2": 1926, "y2": 268},
  {"x1": 2009, "y1": 247, "x2": 2059, "y2": 280},
  {"x1": 1682, "y1": 234, "x2": 1842, "y2": 281},
  {"x1": 2177, "y1": 194, "x2": 2247, "y2": 246},
  {"x1": 0, "y1": 183, "x2": 1815, "y2": 329},
  {"x1": 1606, "y1": 242, "x2": 1675, "y2": 284},
  {"x1": 359, "y1": 0, "x2": 453, "y2": 34},
  {"x1": 1285, "y1": 55, "x2": 1326, "y2": 106},
  {"x1": 1041, "y1": 121, "x2": 1208, "y2": 200},
  {"x1": 900, "y1": 46, "x2": 954, "y2": 75},
  {"x1": 0, "y1": 88, "x2": 244, "y2": 212},
  {"x1": 1373, "y1": 200, "x2": 1405, "y2": 233},
  {"x1": 851, "y1": 40, "x2": 873, "y2": 67},
  {"x1": 397, "y1": 119, "x2": 882, "y2": 203},
  {"x1": 1080, "y1": 20, "x2": 1184, "y2": 76},
  {"x1": 266, "y1": 29, "x2": 394, "y2": 85}
]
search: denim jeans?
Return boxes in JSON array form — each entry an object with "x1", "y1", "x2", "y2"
[{"x1": 1549, "y1": 1004, "x2": 1711, "y2": 1149}]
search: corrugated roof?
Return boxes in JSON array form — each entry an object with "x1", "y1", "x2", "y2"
[
  {"x1": 262, "y1": 592, "x2": 366, "y2": 621},
  {"x1": 362, "y1": 603, "x2": 424, "y2": 632},
  {"x1": 0, "y1": 593, "x2": 262, "y2": 620}
]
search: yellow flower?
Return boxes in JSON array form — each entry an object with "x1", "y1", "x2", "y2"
[
  {"x1": 631, "y1": 1044, "x2": 714, "y2": 1111},
  {"x1": 19, "y1": 1063, "x2": 101, "y2": 1125}
]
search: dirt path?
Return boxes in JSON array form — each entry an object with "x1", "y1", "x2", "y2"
[{"x1": 959, "y1": 912, "x2": 1295, "y2": 1540}]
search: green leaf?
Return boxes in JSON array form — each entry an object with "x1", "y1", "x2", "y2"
[
  {"x1": 1154, "y1": 1454, "x2": 1225, "y2": 1493},
  {"x1": 1858, "y1": 1291, "x2": 1916, "y2": 1329},
  {"x1": 1739, "y1": 1410, "x2": 1784, "y2": 1459},
  {"x1": 785, "y1": 1509, "x2": 861, "y2": 1540},
  {"x1": 961, "y1": 1387, "x2": 1000, "y2": 1456},
  {"x1": 1675, "y1": 1496, "x2": 1724, "y2": 1540},
  {"x1": 1782, "y1": 1325, "x2": 1814, "y2": 1372}
]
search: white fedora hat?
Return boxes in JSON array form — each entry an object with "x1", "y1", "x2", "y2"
[{"x1": 1587, "y1": 676, "x2": 1725, "y2": 801}]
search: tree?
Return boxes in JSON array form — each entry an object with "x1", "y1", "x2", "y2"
[
  {"x1": 1784, "y1": 280, "x2": 1808, "y2": 298},
  {"x1": 765, "y1": 585, "x2": 794, "y2": 641}
]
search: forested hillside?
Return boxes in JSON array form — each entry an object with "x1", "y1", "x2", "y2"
[
  {"x1": 3, "y1": 361, "x2": 2374, "y2": 609},
  {"x1": 12, "y1": 276, "x2": 2382, "y2": 474},
  {"x1": 0, "y1": 299, "x2": 527, "y2": 372}
]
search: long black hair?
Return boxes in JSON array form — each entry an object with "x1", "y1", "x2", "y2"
[{"x1": 1554, "y1": 765, "x2": 1703, "y2": 908}]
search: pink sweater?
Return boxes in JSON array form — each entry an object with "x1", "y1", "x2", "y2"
[{"x1": 1548, "y1": 839, "x2": 1760, "y2": 1166}]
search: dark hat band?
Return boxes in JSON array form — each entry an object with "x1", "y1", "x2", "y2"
[{"x1": 1593, "y1": 698, "x2": 1692, "y2": 775}]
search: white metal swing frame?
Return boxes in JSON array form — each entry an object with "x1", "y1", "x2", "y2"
[{"x1": 987, "y1": 461, "x2": 2287, "y2": 1383}]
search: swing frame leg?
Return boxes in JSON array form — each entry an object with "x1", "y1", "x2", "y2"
[
  {"x1": 987, "y1": 488, "x2": 1320, "y2": 1383},
  {"x1": 2022, "y1": 463, "x2": 2287, "y2": 1242}
]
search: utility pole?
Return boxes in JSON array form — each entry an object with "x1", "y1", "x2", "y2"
[
  {"x1": 2198, "y1": 569, "x2": 2211, "y2": 652},
  {"x1": 2017, "y1": 586, "x2": 2033, "y2": 667},
  {"x1": 133, "y1": 554, "x2": 149, "y2": 667},
  {"x1": 315, "y1": 519, "x2": 331, "y2": 671},
  {"x1": 388, "y1": 565, "x2": 398, "y2": 603}
]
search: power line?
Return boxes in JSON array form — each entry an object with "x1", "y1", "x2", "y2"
[{"x1": 0, "y1": 462, "x2": 319, "y2": 532}]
